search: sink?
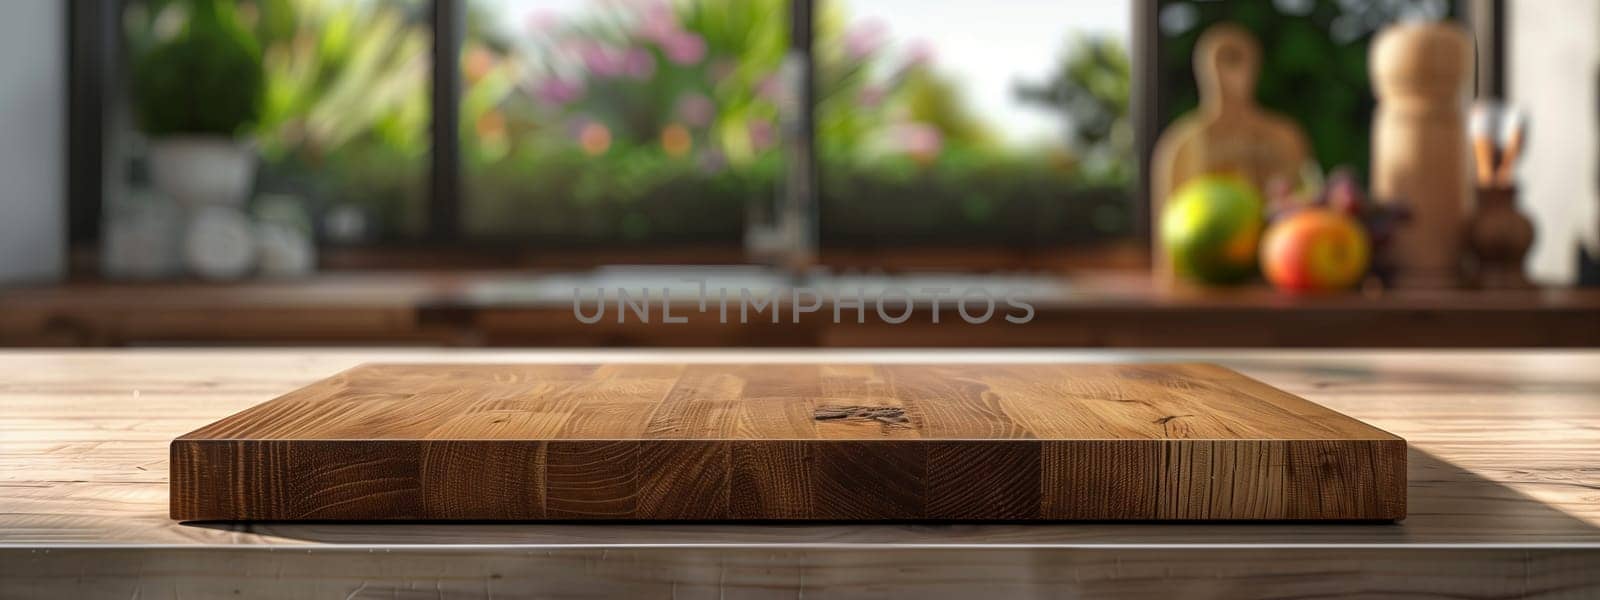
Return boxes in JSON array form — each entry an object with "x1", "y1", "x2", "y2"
[{"x1": 464, "y1": 266, "x2": 1071, "y2": 306}]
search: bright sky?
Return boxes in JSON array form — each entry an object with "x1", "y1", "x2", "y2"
[
  {"x1": 480, "y1": 0, "x2": 1132, "y2": 146},
  {"x1": 840, "y1": 0, "x2": 1129, "y2": 146}
]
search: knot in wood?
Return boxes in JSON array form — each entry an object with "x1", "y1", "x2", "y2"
[{"x1": 813, "y1": 405, "x2": 910, "y2": 426}]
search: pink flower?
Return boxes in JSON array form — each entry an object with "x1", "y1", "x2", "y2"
[
  {"x1": 858, "y1": 83, "x2": 886, "y2": 108},
  {"x1": 903, "y1": 39, "x2": 935, "y2": 69},
  {"x1": 755, "y1": 74, "x2": 783, "y2": 102},
  {"x1": 524, "y1": 10, "x2": 560, "y2": 34},
  {"x1": 536, "y1": 77, "x2": 585, "y2": 106},
  {"x1": 661, "y1": 32, "x2": 706, "y2": 66},
  {"x1": 894, "y1": 123, "x2": 943, "y2": 160},
  {"x1": 623, "y1": 47, "x2": 656, "y2": 80},
  {"x1": 579, "y1": 42, "x2": 625, "y2": 78},
  {"x1": 555, "y1": 37, "x2": 584, "y2": 63},
  {"x1": 677, "y1": 93, "x2": 714, "y2": 127},
  {"x1": 747, "y1": 119, "x2": 776, "y2": 151},
  {"x1": 843, "y1": 19, "x2": 888, "y2": 60},
  {"x1": 636, "y1": 2, "x2": 682, "y2": 46}
]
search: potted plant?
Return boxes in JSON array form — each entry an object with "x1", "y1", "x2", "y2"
[{"x1": 133, "y1": 0, "x2": 265, "y2": 207}]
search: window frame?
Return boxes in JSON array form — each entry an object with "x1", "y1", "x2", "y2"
[{"x1": 65, "y1": 0, "x2": 1501, "y2": 272}]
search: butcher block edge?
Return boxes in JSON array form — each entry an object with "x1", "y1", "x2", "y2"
[{"x1": 171, "y1": 437, "x2": 1404, "y2": 521}]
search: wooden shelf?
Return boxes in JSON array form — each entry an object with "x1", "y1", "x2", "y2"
[{"x1": 2, "y1": 270, "x2": 1597, "y2": 346}]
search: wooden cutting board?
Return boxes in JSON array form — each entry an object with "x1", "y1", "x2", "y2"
[{"x1": 171, "y1": 363, "x2": 1405, "y2": 521}]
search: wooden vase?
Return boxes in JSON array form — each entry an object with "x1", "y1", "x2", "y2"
[
  {"x1": 1465, "y1": 187, "x2": 1535, "y2": 288},
  {"x1": 1369, "y1": 22, "x2": 1475, "y2": 289}
]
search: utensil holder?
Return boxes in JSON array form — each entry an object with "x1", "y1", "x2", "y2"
[{"x1": 1465, "y1": 186, "x2": 1535, "y2": 288}]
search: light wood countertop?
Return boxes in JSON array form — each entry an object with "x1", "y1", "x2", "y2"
[{"x1": 2, "y1": 349, "x2": 1598, "y2": 598}]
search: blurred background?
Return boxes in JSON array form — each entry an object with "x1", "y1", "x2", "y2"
[{"x1": 0, "y1": 0, "x2": 1596, "y2": 347}]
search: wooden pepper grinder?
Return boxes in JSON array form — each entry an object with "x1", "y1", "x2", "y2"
[
  {"x1": 1151, "y1": 24, "x2": 1311, "y2": 284},
  {"x1": 1369, "y1": 22, "x2": 1475, "y2": 289}
]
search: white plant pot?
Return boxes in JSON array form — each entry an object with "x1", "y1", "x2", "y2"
[
  {"x1": 184, "y1": 205, "x2": 258, "y2": 281},
  {"x1": 147, "y1": 136, "x2": 256, "y2": 208},
  {"x1": 102, "y1": 189, "x2": 184, "y2": 280}
]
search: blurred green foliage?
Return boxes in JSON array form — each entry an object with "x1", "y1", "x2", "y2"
[
  {"x1": 821, "y1": 149, "x2": 1131, "y2": 246},
  {"x1": 461, "y1": 0, "x2": 790, "y2": 239},
  {"x1": 252, "y1": 0, "x2": 432, "y2": 236},
  {"x1": 131, "y1": 0, "x2": 265, "y2": 137},
  {"x1": 468, "y1": 0, "x2": 1134, "y2": 244},
  {"x1": 125, "y1": 0, "x2": 1137, "y2": 245},
  {"x1": 1156, "y1": 0, "x2": 1458, "y2": 182},
  {"x1": 812, "y1": 4, "x2": 1133, "y2": 245},
  {"x1": 469, "y1": 146, "x2": 778, "y2": 242},
  {"x1": 250, "y1": 0, "x2": 430, "y2": 161},
  {"x1": 812, "y1": 3, "x2": 992, "y2": 158},
  {"x1": 127, "y1": 0, "x2": 431, "y2": 235},
  {"x1": 1015, "y1": 36, "x2": 1133, "y2": 186}
]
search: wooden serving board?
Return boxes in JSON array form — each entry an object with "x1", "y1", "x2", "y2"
[{"x1": 171, "y1": 363, "x2": 1405, "y2": 521}]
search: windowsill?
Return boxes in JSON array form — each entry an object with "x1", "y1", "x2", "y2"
[
  {"x1": 310, "y1": 241, "x2": 1150, "y2": 273},
  {"x1": 9, "y1": 262, "x2": 1599, "y2": 347}
]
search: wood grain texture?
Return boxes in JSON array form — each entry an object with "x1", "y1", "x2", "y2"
[
  {"x1": 4, "y1": 350, "x2": 1599, "y2": 599},
  {"x1": 7, "y1": 547, "x2": 1599, "y2": 600},
  {"x1": 169, "y1": 362, "x2": 1404, "y2": 521}
]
